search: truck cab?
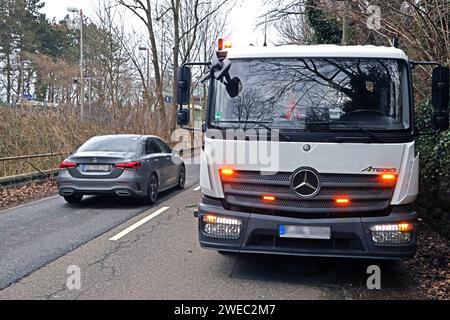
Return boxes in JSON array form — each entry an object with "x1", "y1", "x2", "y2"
[{"x1": 177, "y1": 44, "x2": 449, "y2": 260}]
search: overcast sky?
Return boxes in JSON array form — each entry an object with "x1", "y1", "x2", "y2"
[{"x1": 41, "y1": 0, "x2": 276, "y2": 48}]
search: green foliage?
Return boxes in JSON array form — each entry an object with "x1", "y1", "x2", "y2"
[
  {"x1": 415, "y1": 100, "x2": 450, "y2": 238},
  {"x1": 305, "y1": 0, "x2": 342, "y2": 44},
  {"x1": 0, "y1": 0, "x2": 78, "y2": 102}
]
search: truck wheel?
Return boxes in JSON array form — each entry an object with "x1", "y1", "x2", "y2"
[{"x1": 64, "y1": 194, "x2": 83, "y2": 204}]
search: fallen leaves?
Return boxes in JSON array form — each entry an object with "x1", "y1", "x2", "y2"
[
  {"x1": 403, "y1": 222, "x2": 450, "y2": 300},
  {"x1": 349, "y1": 220, "x2": 449, "y2": 300},
  {"x1": 0, "y1": 179, "x2": 57, "y2": 210}
]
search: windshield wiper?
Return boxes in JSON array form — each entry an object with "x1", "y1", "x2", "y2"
[
  {"x1": 307, "y1": 121, "x2": 382, "y2": 142},
  {"x1": 214, "y1": 120, "x2": 292, "y2": 141}
]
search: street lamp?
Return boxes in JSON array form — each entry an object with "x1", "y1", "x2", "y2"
[
  {"x1": 68, "y1": 7, "x2": 84, "y2": 119},
  {"x1": 139, "y1": 46, "x2": 150, "y2": 98}
]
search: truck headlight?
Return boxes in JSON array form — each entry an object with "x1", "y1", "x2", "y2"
[
  {"x1": 370, "y1": 223, "x2": 414, "y2": 245},
  {"x1": 202, "y1": 214, "x2": 242, "y2": 239}
]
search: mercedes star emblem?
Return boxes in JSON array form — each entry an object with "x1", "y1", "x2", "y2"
[{"x1": 291, "y1": 167, "x2": 321, "y2": 198}]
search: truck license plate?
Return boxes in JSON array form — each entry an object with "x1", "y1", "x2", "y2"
[{"x1": 279, "y1": 225, "x2": 331, "y2": 240}]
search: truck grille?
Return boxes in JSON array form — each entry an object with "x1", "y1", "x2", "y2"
[{"x1": 221, "y1": 170, "x2": 396, "y2": 214}]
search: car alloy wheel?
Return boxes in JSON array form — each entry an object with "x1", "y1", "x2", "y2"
[
  {"x1": 147, "y1": 174, "x2": 158, "y2": 204},
  {"x1": 178, "y1": 166, "x2": 186, "y2": 189}
]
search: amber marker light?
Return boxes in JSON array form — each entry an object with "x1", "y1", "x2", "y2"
[
  {"x1": 203, "y1": 214, "x2": 217, "y2": 224},
  {"x1": 262, "y1": 195, "x2": 276, "y2": 202},
  {"x1": 220, "y1": 168, "x2": 235, "y2": 176},
  {"x1": 335, "y1": 198, "x2": 350, "y2": 205},
  {"x1": 397, "y1": 222, "x2": 414, "y2": 232},
  {"x1": 381, "y1": 173, "x2": 397, "y2": 181},
  {"x1": 224, "y1": 40, "x2": 233, "y2": 49}
]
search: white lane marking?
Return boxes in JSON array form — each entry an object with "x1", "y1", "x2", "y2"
[
  {"x1": 193, "y1": 186, "x2": 201, "y2": 191},
  {"x1": 109, "y1": 206, "x2": 170, "y2": 241}
]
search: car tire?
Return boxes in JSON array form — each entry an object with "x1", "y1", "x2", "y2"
[
  {"x1": 146, "y1": 173, "x2": 158, "y2": 205},
  {"x1": 177, "y1": 165, "x2": 186, "y2": 190},
  {"x1": 63, "y1": 194, "x2": 83, "y2": 204}
]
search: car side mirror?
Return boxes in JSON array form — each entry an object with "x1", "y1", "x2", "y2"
[
  {"x1": 177, "y1": 66, "x2": 192, "y2": 105},
  {"x1": 431, "y1": 66, "x2": 449, "y2": 131},
  {"x1": 177, "y1": 108, "x2": 190, "y2": 127}
]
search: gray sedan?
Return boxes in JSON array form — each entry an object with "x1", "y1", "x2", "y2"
[{"x1": 58, "y1": 135, "x2": 185, "y2": 204}]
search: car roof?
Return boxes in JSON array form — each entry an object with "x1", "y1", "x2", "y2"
[{"x1": 90, "y1": 134, "x2": 163, "y2": 141}]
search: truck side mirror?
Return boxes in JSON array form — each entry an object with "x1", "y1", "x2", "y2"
[
  {"x1": 431, "y1": 66, "x2": 449, "y2": 131},
  {"x1": 177, "y1": 108, "x2": 190, "y2": 126},
  {"x1": 177, "y1": 66, "x2": 192, "y2": 105},
  {"x1": 213, "y1": 59, "x2": 232, "y2": 81},
  {"x1": 431, "y1": 113, "x2": 449, "y2": 131}
]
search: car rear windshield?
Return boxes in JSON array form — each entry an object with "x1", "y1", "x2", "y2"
[{"x1": 77, "y1": 137, "x2": 141, "y2": 153}]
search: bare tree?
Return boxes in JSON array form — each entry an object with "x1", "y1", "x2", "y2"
[
  {"x1": 118, "y1": 0, "x2": 233, "y2": 137},
  {"x1": 117, "y1": 0, "x2": 168, "y2": 134}
]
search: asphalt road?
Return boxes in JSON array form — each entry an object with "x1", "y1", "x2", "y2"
[
  {"x1": 0, "y1": 185, "x2": 349, "y2": 300},
  {"x1": 0, "y1": 162, "x2": 200, "y2": 290},
  {"x1": 0, "y1": 157, "x2": 409, "y2": 300}
]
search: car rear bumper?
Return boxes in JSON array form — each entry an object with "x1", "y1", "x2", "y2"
[
  {"x1": 57, "y1": 169, "x2": 146, "y2": 198},
  {"x1": 197, "y1": 198, "x2": 417, "y2": 260}
]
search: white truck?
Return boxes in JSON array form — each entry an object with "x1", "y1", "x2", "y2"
[{"x1": 176, "y1": 43, "x2": 449, "y2": 260}]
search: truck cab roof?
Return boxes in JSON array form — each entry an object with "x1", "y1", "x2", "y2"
[{"x1": 224, "y1": 45, "x2": 408, "y2": 61}]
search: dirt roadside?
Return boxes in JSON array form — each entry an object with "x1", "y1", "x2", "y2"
[
  {"x1": 347, "y1": 221, "x2": 449, "y2": 300},
  {"x1": 0, "y1": 179, "x2": 58, "y2": 211}
]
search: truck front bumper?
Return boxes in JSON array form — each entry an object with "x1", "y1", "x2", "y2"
[{"x1": 197, "y1": 199, "x2": 417, "y2": 260}]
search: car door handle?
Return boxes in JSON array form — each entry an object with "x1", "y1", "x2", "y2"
[{"x1": 154, "y1": 159, "x2": 159, "y2": 162}]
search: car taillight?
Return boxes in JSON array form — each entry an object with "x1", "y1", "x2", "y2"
[
  {"x1": 115, "y1": 161, "x2": 142, "y2": 170},
  {"x1": 59, "y1": 160, "x2": 77, "y2": 169}
]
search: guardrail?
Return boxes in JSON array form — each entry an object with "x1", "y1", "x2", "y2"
[
  {"x1": 0, "y1": 152, "x2": 67, "y2": 188},
  {"x1": 0, "y1": 142, "x2": 203, "y2": 189}
]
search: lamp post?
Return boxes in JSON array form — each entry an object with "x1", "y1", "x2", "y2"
[
  {"x1": 139, "y1": 46, "x2": 150, "y2": 98},
  {"x1": 68, "y1": 7, "x2": 84, "y2": 119}
]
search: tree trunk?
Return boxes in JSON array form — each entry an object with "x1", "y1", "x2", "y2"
[
  {"x1": 170, "y1": 0, "x2": 181, "y2": 136},
  {"x1": 6, "y1": 53, "x2": 11, "y2": 104},
  {"x1": 145, "y1": 0, "x2": 167, "y2": 138}
]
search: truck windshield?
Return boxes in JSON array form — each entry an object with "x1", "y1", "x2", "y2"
[{"x1": 211, "y1": 58, "x2": 410, "y2": 132}]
